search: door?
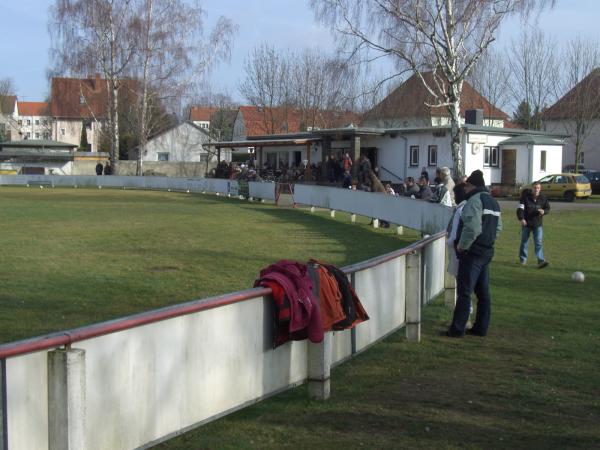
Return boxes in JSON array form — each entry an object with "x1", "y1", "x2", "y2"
[{"x1": 501, "y1": 149, "x2": 516, "y2": 185}]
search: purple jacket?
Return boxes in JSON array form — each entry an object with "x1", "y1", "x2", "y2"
[{"x1": 256, "y1": 260, "x2": 324, "y2": 343}]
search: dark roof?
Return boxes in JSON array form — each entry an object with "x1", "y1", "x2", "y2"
[
  {"x1": 0, "y1": 95, "x2": 17, "y2": 114},
  {"x1": 0, "y1": 139, "x2": 77, "y2": 150},
  {"x1": 543, "y1": 68, "x2": 600, "y2": 120},
  {"x1": 365, "y1": 72, "x2": 509, "y2": 122}
]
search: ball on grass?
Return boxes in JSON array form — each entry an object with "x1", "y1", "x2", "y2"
[{"x1": 571, "y1": 271, "x2": 585, "y2": 283}]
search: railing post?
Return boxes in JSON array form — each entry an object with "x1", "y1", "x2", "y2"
[
  {"x1": 307, "y1": 264, "x2": 331, "y2": 400},
  {"x1": 1, "y1": 359, "x2": 7, "y2": 450},
  {"x1": 444, "y1": 271, "x2": 457, "y2": 307},
  {"x1": 405, "y1": 251, "x2": 421, "y2": 342},
  {"x1": 48, "y1": 348, "x2": 86, "y2": 450}
]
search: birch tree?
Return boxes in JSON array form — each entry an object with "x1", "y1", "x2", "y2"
[
  {"x1": 310, "y1": 0, "x2": 554, "y2": 177},
  {"x1": 467, "y1": 48, "x2": 511, "y2": 122},
  {"x1": 128, "y1": 0, "x2": 236, "y2": 175},
  {"x1": 50, "y1": 0, "x2": 138, "y2": 170}
]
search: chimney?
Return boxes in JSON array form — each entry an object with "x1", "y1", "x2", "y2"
[{"x1": 465, "y1": 109, "x2": 484, "y2": 126}]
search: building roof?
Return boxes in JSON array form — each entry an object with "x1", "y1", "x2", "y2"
[
  {"x1": 543, "y1": 68, "x2": 600, "y2": 120},
  {"x1": 498, "y1": 135, "x2": 564, "y2": 146},
  {"x1": 0, "y1": 95, "x2": 17, "y2": 114},
  {"x1": 0, "y1": 139, "x2": 77, "y2": 149},
  {"x1": 189, "y1": 106, "x2": 218, "y2": 122},
  {"x1": 49, "y1": 75, "x2": 137, "y2": 119},
  {"x1": 365, "y1": 72, "x2": 509, "y2": 122},
  {"x1": 17, "y1": 101, "x2": 50, "y2": 117},
  {"x1": 239, "y1": 106, "x2": 360, "y2": 137}
]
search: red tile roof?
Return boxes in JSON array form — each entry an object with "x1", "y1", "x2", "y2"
[
  {"x1": 18, "y1": 101, "x2": 49, "y2": 116},
  {"x1": 365, "y1": 72, "x2": 508, "y2": 122},
  {"x1": 239, "y1": 106, "x2": 360, "y2": 137},
  {"x1": 543, "y1": 68, "x2": 600, "y2": 120},
  {"x1": 189, "y1": 106, "x2": 218, "y2": 121},
  {"x1": 49, "y1": 75, "x2": 137, "y2": 119}
]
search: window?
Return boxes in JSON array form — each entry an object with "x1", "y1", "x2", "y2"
[
  {"x1": 484, "y1": 146, "x2": 499, "y2": 167},
  {"x1": 157, "y1": 152, "x2": 169, "y2": 161},
  {"x1": 35, "y1": 119, "x2": 40, "y2": 125},
  {"x1": 42, "y1": 119, "x2": 48, "y2": 126},
  {"x1": 409, "y1": 146, "x2": 419, "y2": 166},
  {"x1": 27, "y1": 120, "x2": 31, "y2": 125},
  {"x1": 26, "y1": 132, "x2": 31, "y2": 138},
  {"x1": 35, "y1": 132, "x2": 40, "y2": 139},
  {"x1": 60, "y1": 128, "x2": 66, "y2": 136},
  {"x1": 428, "y1": 145, "x2": 437, "y2": 166},
  {"x1": 18, "y1": 119, "x2": 22, "y2": 125},
  {"x1": 80, "y1": 96, "x2": 86, "y2": 104},
  {"x1": 540, "y1": 150, "x2": 547, "y2": 172}
]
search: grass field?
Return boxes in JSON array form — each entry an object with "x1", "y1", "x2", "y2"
[
  {"x1": 0, "y1": 186, "x2": 418, "y2": 344},
  {"x1": 154, "y1": 202, "x2": 600, "y2": 449}
]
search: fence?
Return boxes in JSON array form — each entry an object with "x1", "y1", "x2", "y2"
[{"x1": 0, "y1": 175, "x2": 452, "y2": 450}]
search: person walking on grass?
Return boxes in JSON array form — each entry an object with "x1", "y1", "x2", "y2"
[
  {"x1": 445, "y1": 170, "x2": 502, "y2": 338},
  {"x1": 517, "y1": 181, "x2": 550, "y2": 268}
]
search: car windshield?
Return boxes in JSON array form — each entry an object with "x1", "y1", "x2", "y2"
[
  {"x1": 538, "y1": 175, "x2": 553, "y2": 183},
  {"x1": 575, "y1": 175, "x2": 589, "y2": 183}
]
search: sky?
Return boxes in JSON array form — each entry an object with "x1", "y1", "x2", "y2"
[{"x1": 1, "y1": 0, "x2": 599, "y2": 103}]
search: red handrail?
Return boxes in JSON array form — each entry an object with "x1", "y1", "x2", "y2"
[{"x1": 0, "y1": 231, "x2": 446, "y2": 359}]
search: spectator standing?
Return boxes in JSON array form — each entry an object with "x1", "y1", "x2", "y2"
[
  {"x1": 95, "y1": 162, "x2": 103, "y2": 175},
  {"x1": 517, "y1": 181, "x2": 550, "y2": 268},
  {"x1": 445, "y1": 170, "x2": 502, "y2": 338},
  {"x1": 420, "y1": 166, "x2": 429, "y2": 182},
  {"x1": 416, "y1": 176, "x2": 433, "y2": 200},
  {"x1": 358, "y1": 155, "x2": 372, "y2": 185},
  {"x1": 403, "y1": 177, "x2": 420, "y2": 197},
  {"x1": 341, "y1": 170, "x2": 353, "y2": 189},
  {"x1": 103, "y1": 162, "x2": 112, "y2": 175}
]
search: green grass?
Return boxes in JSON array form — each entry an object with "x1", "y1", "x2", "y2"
[
  {"x1": 0, "y1": 186, "x2": 418, "y2": 344},
  {"x1": 154, "y1": 204, "x2": 600, "y2": 449}
]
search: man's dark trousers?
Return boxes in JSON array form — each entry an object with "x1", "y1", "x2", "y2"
[{"x1": 449, "y1": 253, "x2": 492, "y2": 336}]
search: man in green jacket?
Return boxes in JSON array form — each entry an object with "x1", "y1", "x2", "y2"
[{"x1": 445, "y1": 170, "x2": 502, "y2": 338}]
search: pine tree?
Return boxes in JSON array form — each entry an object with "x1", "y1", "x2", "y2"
[{"x1": 79, "y1": 122, "x2": 88, "y2": 151}]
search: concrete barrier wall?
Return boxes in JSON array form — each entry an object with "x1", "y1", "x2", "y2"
[
  {"x1": 292, "y1": 184, "x2": 453, "y2": 234},
  {"x1": 0, "y1": 176, "x2": 449, "y2": 450}
]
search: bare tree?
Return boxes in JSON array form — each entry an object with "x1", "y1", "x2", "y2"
[
  {"x1": 507, "y1": 27, "x2": 559, "y2": 130},
  {"x1": 544, "y1": 37, "x2": 600, "y2": 168},
  {"x1": 239, "y1": 44, "x2": 292, "y2": 134},
  {"x1": 126, "y1": 0, "x2": 235, "y2": 175},
  {"x1": 0, "y1": 78, "x2": 17, "y2": 141},
  {"x1": 467, "y1": 48, "x2": 511, "y2": 123},
  {"x1": 310, "y1": 0, "x2": 554, "y2": 176},
  {"x1": 50, "y1": 0, "x2": 139, "y2": 170}
]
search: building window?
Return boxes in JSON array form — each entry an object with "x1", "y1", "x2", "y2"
[
  {"x1": 540, "y1": 150, "x2": 546, "y2": 172},
  {"x1": 42, "y1": 119, "x2": 48, "y2": 126},
  {"x1": 80, "y1": 96, "x2": 86, "y2": 104},
  {"x1": 35, "y1": 119, "x2": 40, "y2": 125},
  {"x1": 409, "y1": 146, "x2": 419, "y2": 166},
  {"x1": 428, "y1": 145, "x2": 437, "y2": 166},
  {"x1": 27, "y1": 119, "x2": 31, "y2": 125},
  {"x1": 26, "y1": 132, "x2": 31, "y2": 138},
  {"x1": 484, "y1": 146, "x2": 499, "y2": 167},
  {"x1": 60, "y1": 128, "x2": 66, "y2": 136},
  {"x1": 18, "y1": 119, "x2": 22, "y2": 125},
  {"x1": 158, "y1": 152, "x2": 169, "y2": 161},
  {"x1": 35, "y1": 132, "x2": 40, "y2": 139}
]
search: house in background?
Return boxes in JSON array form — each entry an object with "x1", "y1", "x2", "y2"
[
  {"x1": 141, "y1": 120, "x2": 230, "y2": 165},
  {"x1": 189, "y1": 106, "x2": 237, "y2": 141},
  {"x1": 543, "y1": 68, "x2": 600, "y2": 171},
  {"x1": 0, "y1": 139, "x2": 80, "y2": 175},
  {"x1": 17, "y1": 101, "x2": 51, "y2": 140},
  {"x1": 363, "y1": 72, "x2": 511, "y2": 129},
  {"x1": 189, "y1": 106, "x2": 218, "y2": 130},
  {"x1": 0, "y1": 95, "x2": 19, "y2": 141}
]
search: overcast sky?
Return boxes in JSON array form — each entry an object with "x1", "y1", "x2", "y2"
[{"x1": 1, "y1": 0, "x2": 599, "y2": 104}]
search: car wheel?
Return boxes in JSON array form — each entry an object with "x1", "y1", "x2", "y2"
[{"x1": 564, "y1": 191, "x2": 575, "y2": 202}]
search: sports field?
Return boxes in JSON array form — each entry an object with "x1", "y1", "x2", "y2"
[
  {"x1": 0, "y1": 186, "x2": 418, "y2": 344},
  {"x1": 155, "y1": 202, "x2": 600, "y2": 449}
]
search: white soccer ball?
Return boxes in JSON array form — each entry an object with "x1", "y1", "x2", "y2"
[{"x1": 571, "y1": 271, "x2": 585, "y2": 283}]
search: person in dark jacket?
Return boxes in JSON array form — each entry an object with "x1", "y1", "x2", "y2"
[
  {"x1": 95, "y1": 162, "x2": 103, "y2": 175},
  {"x1": 416, "y1": 176, "x2": 433, "y2": 200},
  {"x1": 445, "y1": 170, "x2": 502, "y2": 338},
  {"x1": 517, "y1": 181, "x2": 550, "y2": 268}
]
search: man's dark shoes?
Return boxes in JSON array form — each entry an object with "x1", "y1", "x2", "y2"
[
  {"x1": 537, "y1": 261, "x2": 549, "y2": 269},
  {"x1": 466, "y1": 328, "x2": 486, "y2": 337},
  {"x1": 440, "y1": 330, "x2": 464, "y2": 338}
]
